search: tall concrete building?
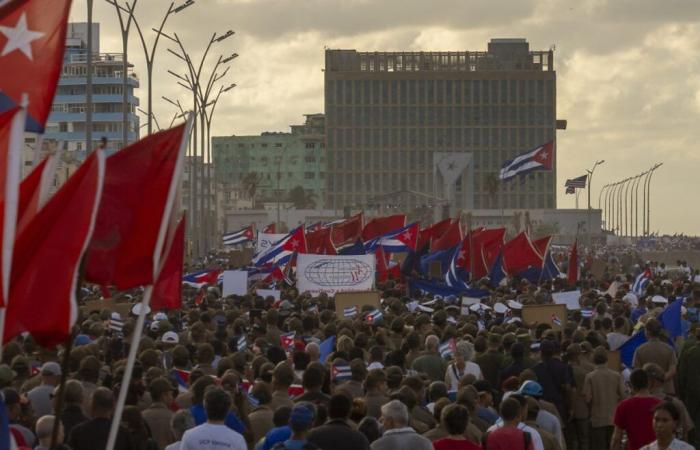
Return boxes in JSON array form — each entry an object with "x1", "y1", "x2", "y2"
[
  {"x1": 42, "y1": 23, "x2": 139, "y2": 154},
  {"x1": 212, "y1": 114, "x2": 326, "y2": 208},
  {"x1": 324, "y1": 39, "x2": 562, "y2": 216}
]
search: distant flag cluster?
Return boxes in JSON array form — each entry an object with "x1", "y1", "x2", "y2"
[{"x1": 343, "y1": 306, "x2": 358, "y2": 318}]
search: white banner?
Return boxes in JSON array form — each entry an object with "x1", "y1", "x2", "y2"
[
  {"x1": 256, "y1": 232, "x2": 286, "y2": 252},
  {"x1": 297, "y1": 253, "x2": 375, "y2": 296},
  {"x1": 552, "y1": 290, "x2": 582, "y2": 310},
  {"x1": 222, "y1": 270, "x2": 248, "y2": 297}
]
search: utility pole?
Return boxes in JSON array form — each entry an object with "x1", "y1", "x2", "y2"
[{"x1": 586, "y1": 159, "x2": 604, "y2": 243}]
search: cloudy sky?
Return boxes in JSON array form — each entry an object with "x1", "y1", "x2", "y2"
[{"x1": 68, "y1": 0, "x2": 700, "y2": 235}]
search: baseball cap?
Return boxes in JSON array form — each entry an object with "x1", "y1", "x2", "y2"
[
  {"x1": 149, "y1": 321, "x2": 161, "y2": 332},
  {"x1": 131, "y1": 303, "x2": 151, "y2": 316},
  {"x1": 73, "y1": 334, "x2": 92, "y2": 347},
  {"x1": 493, "y1": 303, "x2": 508, "y2": 314},
  {"x1": 518, "y1": 380, "x2": 543, "y2": 398},
  {"x1": 154, "y1": 312, "x2": 168, "y2": 321},
  {"x1": 41, "y1": 362, "x2": 61, "y2": 376},
  {"x1": 161, "y1": 331, "x2": 179, "y2": 344},
  {"x1": 289, "y1": 403, "x2": 315, "y2": 428}
]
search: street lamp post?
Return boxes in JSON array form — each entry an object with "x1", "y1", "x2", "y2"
[
  {"x1": 598, "y1": 184, "x2": 610, "y2": 230},
  {"x1": 644, "y1": 163, "x2": 663, "y2": 236},
  {"x1": 586, "y1": 159, "x2": 604, "y2": 242},
  {"x1": 118, "y1": 0, "x2": 193, "y2": 136},
  {"x1": 607, "y1": 181, "x2": 618, "y2": 233},
  {"x1": 162, "y1": 30, "x2": 235, "y2": 256},
  {"x1": 632, "y1": 172, "x2": 645, "y2": 238}
]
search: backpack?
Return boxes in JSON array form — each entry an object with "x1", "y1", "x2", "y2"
[{"x1": 482, "y1": 430, "x2": 532, "y2": 450}]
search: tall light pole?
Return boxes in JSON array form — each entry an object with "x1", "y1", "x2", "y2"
[
  {"x1": 117, "y1": 0, "x2": 193, "y2": 136},
  {"x1": 644, "y1": 163, "x2": 663, "y2": 236},
  {"x1": 632, "y1": 172, "x2": 645, "y2": 238},
  {"x1": 161, "y1": 29, "x2": 236, "y2": 257},
  {"x1": 86, "y1": 0, "x2": 93, "y2": 153},
  {"x1": 586, "y1": 159, "x2": 604, "y2": 242},
  {"x1": 598, "y1": 183, "x2": 610, "y2": 230},
  {"x1": 607, "y1": 181, "x2": 618, "y2": 233},
  {"x1": 624, "y1": 176, "x2": 634, "y2": 236}
]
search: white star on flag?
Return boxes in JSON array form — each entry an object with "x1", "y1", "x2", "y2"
[{"x1": 0, "y1": 12, "x2": 44, "y2": 60}]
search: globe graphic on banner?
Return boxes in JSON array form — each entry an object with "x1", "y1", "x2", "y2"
[{"x1": 304, "y1": 259, "x2": 373, "y2": 287}]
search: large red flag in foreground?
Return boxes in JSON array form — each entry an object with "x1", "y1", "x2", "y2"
[
  {"x1": 3, "y1": 150, "x2": 105, "y2": 347},
  {"x1": 0, "y1": 0, "x2": 73, "y2": 131},
  {"x1": 306, "y1": 227, "x2": 337, "y2": 255},
  {"x1": 152, "y1": 216, "x2": 185, "y2": 311},
  {"x1": 418, "y1": 218, "x2": 453, "y2": 250},
  {"x1": 473, "y1": 228, "x2": 506, "y2": 279},
  {"x1": 502, "y1": 232, "x2": 543, "y2": 275},
  {"x1": 84, "y1": 123, "x2": 188, "y2": 289},
  {"x1": 17, "y1": 152, "x2": 57, "y2": 234},
  {"x1": 361, "y1": 214, "x2": 406, "y2": 241},
  {"x1": 0, "y1": 107, "x2": 24, "y2": 308}
]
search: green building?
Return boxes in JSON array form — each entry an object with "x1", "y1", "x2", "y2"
[{"x1": 212, "y1": 114, "x2": 325, "y2": 208}]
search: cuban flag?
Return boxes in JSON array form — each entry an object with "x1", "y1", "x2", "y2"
[
  {"x1": 183, "y1": 269, "x2": 221, "y2": 288},
  {"x1": 439, "y1": 338, "x2": 456, "y2": 359},
  {"x1": 446, "y1": 245, "x2": 470, "y2": 289},
  {"x1": 331, "y1": 364, "x2": 352, "y2": 382},
  {"x1": 551, "y1": 313, "x2": 562, "y2": 327},
  {"x1": 344, "y1": 306, "x2": 358, "y2": 318},
  {"x1": 632, "y1": 268, "x2": 653, "y2": 296},
  {"x1": 581, "y1": 309, "x2": 595, "y2": 319},
  {"x1": 237, "y1": 335, "x2": 247, "y2": 351},
  {"x1": 364, "y1": 222, "x2": 419, "y2": 253},
  {"x1": 172, "y1": 369, "x2": 190, "y2": 393},
  {"x1": 366, "y1": 309, "x2": 383, "y2": 324},
  {"x1": 280, "y1": 331, "x2": 296, "y2": 349},
  {"x1": 222, "y1": 225, "x2": 254, "y2": 246},
  {"x1": 252, "y1": 225, "x2": 307, "y2": 267},
  {"x1": 108, "y1": 317, "x2": 124, "y2": 333},
  {"x1": 246, "y1": 392, "x2": 260, "y2": 408},
  {"x1": 499, "y1": 141, "x2": 554, "y2": 181}
]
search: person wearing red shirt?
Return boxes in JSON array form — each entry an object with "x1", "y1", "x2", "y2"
[
  {"x1": 483, "y1": 398, "x2": 534, "y2": 450},
  {"x1": 433, "y1": 404, "x2": 482, "y2": 450},
  {"x1": 611, "y1": 368, "x2": 661, "y2": 450}
]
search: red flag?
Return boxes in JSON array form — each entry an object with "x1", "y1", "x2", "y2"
[
  {"x1": 568, "y1": 240, "x2": 578, "y2": 286},
  {"x1": 430, "y1": 219, "x2": 462, "y2": 253},
  {"x1": 502, "y1": 232, "x2": 543, "y2": 275},
  {"x1": 263, "y1": 223, "x2": 276, "y2": 233},
  {"x1": 152, "y1": 216, "x2": 185, "y2": 311},
  {"x1": 474, "y1": 228, "x2": 506, "y2": 279},
  {"x1": 4, "y1": 150, "x2": 105, "y2": 346},
  {"x1": 361, "y1": 214, "x2": 406, "y2": 241},
  {"x1": 330, "y1": 213, "x2": 363, "y2": 247},
  {"x1": 84, "y1": 122, "x2": 189, "y2": 289},
  {"x1": 418, "y1": 218, "x2": 453, "y2": 249},
  {"x1": 0, "y1": 106, "x2": 23, "y2": 309},
  {"x1": 306, "y1": 227, "x2": 337, "y2": 255},
  {"x1": 532, "y1": 236, "x2": 552, "y2": 259},
  {"x1": 0, "y1": 0, "x2": 72, "y2": 131},
  {"x1": 17, "y1": 152, "x2": 57, "y2": 235}
]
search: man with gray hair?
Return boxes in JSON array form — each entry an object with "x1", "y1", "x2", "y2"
[
  {"x1": 371, "y1": 400, "x2": 433, "y2": 450},
  {"x1": 305, "y1": 342, "x2": 320, "y2": 364},
  {"x1": 165, "y1": 409, "x2": 195, "y2": 450},
  {"x1": 35, "y1": 415, "x2": 65, "y2": 450},
  {"x1": 411, "y1": 335, "x2": 448, "y2": 382}
]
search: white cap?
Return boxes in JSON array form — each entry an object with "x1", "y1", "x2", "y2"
[
  {"x1": 469, "y1": 303, "x2": 491, "y2": 312},
  {"x1": 149, "y1": 321, "x2": 160, "y2": 332},
  {"x1": 652, "y1": 295, "x2": 668, "y2": 305},
  {"x1": 494, "y1": 302, "x2": 508, "y2": 314},
  {"x1": 622, "y1": 293, "x2": 639, "y2": 307},
  {"x1": 131, "y1": 303, "x2": 151, "y2": 316},
  {"x1": 110, "y1": 312, "x2": 122, "y2": 321},
  {"x1": 154, "y1": 312, "x2": 168, "y2": 321},
  {"x1": 507, "y1": 300, "x2": 523, "y2": 310},
  {"x1": 161, "y1": 331, "x2": 179, "y2": 344}
]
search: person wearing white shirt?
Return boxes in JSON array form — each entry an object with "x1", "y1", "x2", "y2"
[
  {"x1": 444, "y1": 340, "x2": 482, "y2": 391},
  {"x1": 180, "y1": 388, "x2": 247, "y2": 450},
  {"x1": 641, "y1": 401, "x2": 696, "y2": 450}
]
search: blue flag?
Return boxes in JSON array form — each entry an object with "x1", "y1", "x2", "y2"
[
  {"x1": 618, "y1": 298, "x2": 683, "y2": 367},
  {"x1": 488, "y1": 251, "x2": 507, "y2": 287},
  {"x1": 0, "y1": 395, "x2": 9, "y2": 450},
  {"x1": 319, "y1": 335, "x2": 335, "y2": 363},
  {"x1": 408, "y1": 278, "x2": 489, "y2": 299}
]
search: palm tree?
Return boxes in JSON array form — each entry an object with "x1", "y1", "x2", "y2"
[
  {"x1": 287, "y1": 185, "x2": 316, "y2": 209},
  {"x1": 240, "y1": 172, "x2": 264, "y2": 208}
]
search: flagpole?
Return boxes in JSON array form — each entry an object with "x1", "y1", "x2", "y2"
[
  {"x1": 106, "y1": 114, "x2": 193, "y2": 450},
  {"x1": 49, "y1": 330, "x2": 75, "y2": 450},
  {"x1": 0, "y1": 101, "x2": 27, "y2": 361}
]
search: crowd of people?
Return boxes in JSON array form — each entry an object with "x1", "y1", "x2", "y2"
[{"x1": 2, "y1": 248, "x2": 700, "y2": 450}]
